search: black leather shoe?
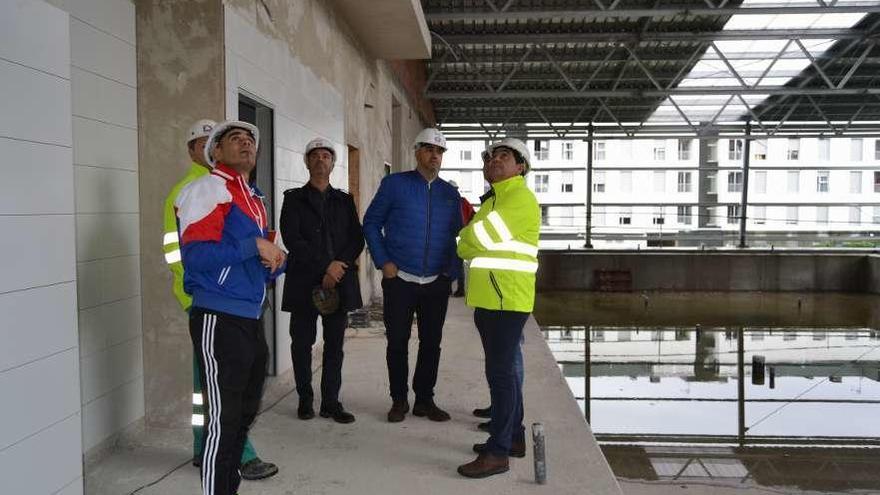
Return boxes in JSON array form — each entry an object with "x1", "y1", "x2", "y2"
[
  {"x1": 240, "y1": 457, "x2": 279, "y2": 480},
  {"x1": 387, "y1": 399, "x2": 410, "y2": 423},
  {"x1": 320, "y1": 403, "x2": 356, "y2": 424},
  {"x1": 473, "y1": 440, "x2": 526, "y2": 458},
  {"x1": 297, "y1": 398, "x2": 315, "y2": 420},
  {"x1": 477, "y1": 421, "x2": 490, "y2": 432},
  {"x1": 192, "y1": 455, "x2": 201, "y2": 468},
  {"x1": 472, "y1": 406, "x2": 491, "y2": 418},
  {"x1": 413, "y1": 400, "x2": 451, "y2": 422}
]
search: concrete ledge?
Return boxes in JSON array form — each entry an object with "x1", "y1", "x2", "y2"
[{"x1": 86, "y1": 299, "x2": 621, "y2": 494}]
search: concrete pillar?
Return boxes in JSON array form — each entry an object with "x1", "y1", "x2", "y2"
[{"x1": 136, "y1": 0, "x2": 226, "y2": 429}]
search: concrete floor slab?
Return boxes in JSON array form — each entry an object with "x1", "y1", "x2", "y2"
[{"x1": 87, "y1": 299, "x2": 621, "y2": 495}]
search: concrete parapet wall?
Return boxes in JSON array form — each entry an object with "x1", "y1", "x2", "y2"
[{"x1": 537, "y1": 250, "x2": 872, "y2": 293}]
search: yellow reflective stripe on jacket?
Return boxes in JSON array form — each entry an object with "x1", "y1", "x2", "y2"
[
  {"x1": 473, "y1": 221, "x2": 538, "y2": 258},
  {"x1": 470, "y1": 256, "x2": 538, "y2": 273}
]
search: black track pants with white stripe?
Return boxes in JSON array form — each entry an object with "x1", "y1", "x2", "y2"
[{"x1": 190, "y1": 307, "x2": 268, "y2": 495}]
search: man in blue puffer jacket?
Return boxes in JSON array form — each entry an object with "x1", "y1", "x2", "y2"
[{"x1": 363, "y1": 127, "x2": 463, "y2": 423}]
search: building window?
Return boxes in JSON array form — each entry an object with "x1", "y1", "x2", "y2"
[
  {"x1": 677, "y1": 172, "x2": 692, "y2": 193},
  {"x1": 873, "y1": 206, "x2": 880, "y2": 224},
  {"x1": 787, "y1": 138, "x2": 800, "y2": 160},
  {"x1": 677, "y1": 139, "x2": 691, "y2": 161},
  {"x1": 874, "y1": 171, "x2": 880, "y2": 192},
  {"x1": 592, "y1": 206, "x2": 605, "y2": 226},
  {"x1": 653, "y1": 140, "x2": 666, "y2": 161},
  {"x1": 677, "y1": 205, "x2": 692, "y2": 225},
  {"x1": 653, "y1": 171, "x2": 665, "y2": 193},
  {"x1": 816, "y1": 171, "x2": 829, "y2": 193},
  {"x1": 787, "y1": 171, "x2": 799, "y2": 193},
  {"x1": 534, "y1": 173, "x2": 549, "y2": 193},
  {"x1": 560, "y1": 206, "x2": 574, "y2": 226},
  {"x1": 534, "y1": 140, "x2": 549, "y2": 160},
  {"x1": 875, "y1": 140, "x2": 880, "y2": 160},
  {"x1": 850, "y1": 206, "x2": 861, "y2": 225},
  {"x1": 707, "y1": 139, "x2": 718, "y2": 162},
  {"x1": 593, "y1": 171, "x2": 606, "y2": 193},
  {"x1": 563, "y1": 142, "x2": 574, "y2": 160},
  {"x1": 754, "y1": 171, "x2": 767, "y2": 194},
  {"x1": 850, "y1": 171, "x2": 862, "y2": 193},
  {"x1": 819, "y1": 138, "x2": 831, "y2": 161},
  {"x1": 561, "y1": 171, "x2": 574, "y2": 193},
  {"x1": 459, "y1": 171, "x2": 472, "y2": 192},
  {"x1": 727, "y1": 171, "x2": 743, "y2": 193},
  {"x1": 594, "y1": 141, "x2": 606, "y2": 161},
  {"x1": 540, "y1": 205, "x2": 549, "y2": 226},
  {"x1": 620, "y1": 171, "x2": 633, "y2": 193},
  {"x1": 460, "y1": 150, "x2": 472, "y2": 161},
  {"x1": 786, "y1": 206, "x2": 798, "y2": 225},
  {"x1": 619, "y1": 207, "x2": 632, "y2": 225},
  {"x1": 653, "y1": 207, "x2": 665, "y2": 225},
  {"x1": 852, "y1": 138, "x2": 863, "y2": 161},
  {"x1": 727, "y1": 205, "x2": 741, "y2": 224},
  {"x1": 728, "y1": 139, "x2": 743, "y2": 161},
  {"x1": 753, "y1": 139, "x2": 767, "y2": 160},
  {"x1": 753, "y1": 206, "x2": 766, "y2": 224},
  {"x1": 817, "y1": 206, "x2": 829, "y2": 225},
  {"x1": 706, "y1": 172, "x2": 717, "y2": 194}
]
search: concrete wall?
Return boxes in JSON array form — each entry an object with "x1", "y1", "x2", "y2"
[
  {"x1": 0, "y1": 2, "x2": 83, "y2": 493},
  {"x1": 538, "y1": 251, "x2": 871, "y2": 292},
  {"x1": 136, "y1": 0, "x2": 226, "y2": 430}
]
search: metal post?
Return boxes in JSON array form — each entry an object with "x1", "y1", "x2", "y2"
[
  {"x1": 737, "y1": 327, "x2": 746, "y2": 447},
  {"x1": 585, "y1": 326, "x2": 591, "y2": 423},
  {"x1": 585, "y1": 125, "x2": 594, "y2": 248},
  {"x1": 738, "y1": 122, "x2": 751, "y2": 248}
]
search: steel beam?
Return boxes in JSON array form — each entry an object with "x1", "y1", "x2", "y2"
[
  {"x1": 427, "y1": 87, "x2": 880, "y2": 99},
  {"x1": 436, "y1": 29, "x2": 869, "y2": 44},
  {"x1": 425, "y1": 4, "x2": 880, "y2": 22}
]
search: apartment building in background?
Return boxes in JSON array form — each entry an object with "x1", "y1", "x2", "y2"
[{"x1": 440, "y1": 137, "x2": 880, "y2": 249}]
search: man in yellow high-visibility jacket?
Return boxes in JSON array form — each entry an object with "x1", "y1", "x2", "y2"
[
  {"x1": 456, "y1": 138, "x2": 540, "y2": 479},
  {"x1": 163, "y1": 119, "x2": 277, "y2": 480}
]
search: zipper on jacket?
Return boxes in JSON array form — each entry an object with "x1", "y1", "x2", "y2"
[
  {"x1": 489, "y1": 271, "x2": 504, "y2": 311},
  {"x1": 422, "y1": 181, "x2": 432, "y2": 276}
]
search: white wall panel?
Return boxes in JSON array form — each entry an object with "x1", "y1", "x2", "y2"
[
  {"x1": 72, "y1": 116, "x2": 137, "y2": 170},
  {"x1": 76, "y1": 212, "x2": 139, "y2": 261},
  {"x1": 78, "y1": 295, "x2": 140, "y2": 359},
  {"x1": 71, "y1": 67, "x2": 137, "y2": 128},
  {"x1": 0, "y1": 215, "x2": 76, "y2": 293},
  {"x1": 81, "y1": 377, "x2": 144, "y2": 451},
  {"x1": 0, "y1": 413, "x2": 82, "y2": 495},
  {"x1": 74, "y1": 166, "x2": 139, "y2": 214},
  {"x1": 0, "y1": 137, "x2": 74, "y2": 214},
  {"x1": 0, "y1": 349, "x2": 80, "y2": 450},
  {"x1": 61, "y1": 0, "x2": 136, "y2": 45},
  {"x1": 0, "y1": 58, "x2": 72, "y2": 146},
  {"x1": 70, "y1": 17, "x2": 136, "y2": 86},
  {"x1": 76, "y1": 255, "x2": 140, "y2": 309},
  {"x1": 0, "y1": 0, "x2": 70, "y2": 77},
  {"x1": 79, "y1": 336, "x2": 142, "y2": 404},
  {"x1": 0, "y1": 283, "x2": 78, "y2": 373}
]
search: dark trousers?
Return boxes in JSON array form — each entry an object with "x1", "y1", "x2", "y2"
[
  {"x1": 289, "y1": 304, "x2": 347, "y2": 409},
  {"x1": 474, "y1": 308, "x2": 529, "y2": 456},
  {"x1": 382, "y1": 276, "x2": 450, "y2": 402},
  {"x1": 190, "y1": 307, "x2": 268, "y2": 495}
]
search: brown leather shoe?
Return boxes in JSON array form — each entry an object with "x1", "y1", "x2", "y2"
[
  {"x1": 387, "y1": 399, "x2": 410, "y2": 423},
  {"x1": 473, "y1": 440, "x2": 526, "y2": 458},
  {"x1": 412, "y1": 400, "x2": 451, "y2": 422},
  {"x1": 457, "y1": 453, "x2": 509, "y2": 478}
]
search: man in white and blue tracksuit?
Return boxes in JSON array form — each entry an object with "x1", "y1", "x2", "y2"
[
  {"x1": 175, "y1": 120, "x2": 287, "y2": 495},
  {"x1": 363, "y1": 127, "x2": 463, "y2": 424}
]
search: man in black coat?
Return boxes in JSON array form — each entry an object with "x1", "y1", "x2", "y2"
[{"x1": 280, "y1": 137, "x2": 364, "y2": 423}]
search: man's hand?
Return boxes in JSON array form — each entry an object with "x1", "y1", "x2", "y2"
[
  {"x1": 382, "y1": 261, "x2": 398, "y2": 279},
  {"x1": 322, "y1": 273, "x2": 338, "y2": 290},
  {"x1": 326, "y1": 260, "x2": 348, "y2": 283},
  {"x1": 256, "y1": 237, "x2": 286, "y2": 273}
]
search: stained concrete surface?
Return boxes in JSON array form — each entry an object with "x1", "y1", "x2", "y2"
[{"x1": 86, "y1": 299, "x2": 622, "y2": 495}]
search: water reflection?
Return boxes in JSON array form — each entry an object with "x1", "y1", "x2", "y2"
[{"x1": 541, "y1": 323, "x2": 880, "y2": 492}]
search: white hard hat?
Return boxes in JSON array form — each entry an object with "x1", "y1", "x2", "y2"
[
  {"x1": 204, "y1": 120, "x2": 260, "y2": 167},
  {"x1": 413, "y1": 127, "x2": 447, "y2": 151},
  {"x1": 303, "y1": 137, "x2": 336, "y2": 165},
  {"x1": 187, "y1": 119, "x2": 216, "y2": 144},
  {"x1": 487, "y1": 138, "x2": 532, "y2": 175}
]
